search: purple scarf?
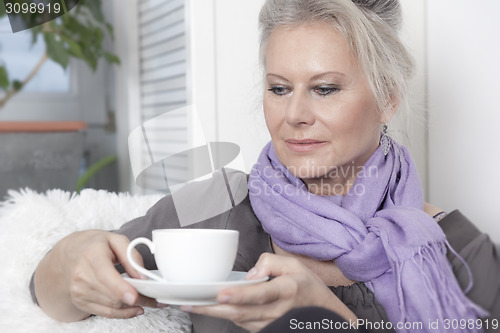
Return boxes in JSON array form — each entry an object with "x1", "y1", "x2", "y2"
[{"x1": 248, "y1": 139, "x2": 487, "y2": 332}]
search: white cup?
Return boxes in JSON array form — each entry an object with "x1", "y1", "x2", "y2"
[{"x1": 126, "y1": 229, "x2": 239, "y2": 282}]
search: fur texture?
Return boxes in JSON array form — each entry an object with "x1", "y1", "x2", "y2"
[{"x1": 0, "y1": 188, "x2": 192, "y2": 332}]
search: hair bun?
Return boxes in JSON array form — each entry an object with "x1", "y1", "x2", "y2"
[{"x1": 351, "y1": 0, "x2": 402, "y2": 30}]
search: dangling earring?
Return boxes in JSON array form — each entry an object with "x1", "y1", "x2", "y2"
[{"x1": 380, "y1": 123, "x2": 391, "y2": 156}]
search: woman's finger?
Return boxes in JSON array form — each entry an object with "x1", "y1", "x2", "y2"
[
  {"x1": 72, "y1": 241, "x2": 158, "y2": 313},
  {"x1": 99, "y1": 236, "x2": 160, "y2": 308},
  {"x1": 88, "y1": 243, "x2": 141, "y2": 306},
  {"x1": 82, "y1": 301, "x2": 145, "y2": 319},
  {"x1": 216, "y1": 277, "x2": 291, "y2": 305},
  {"x1": 184, "y1": 303, "x2": 272, "y2": 324},
  {"x1": 73, "y1": 284, "x2": 123, "y2": 310},
  {"x1": 70, "y1": 278, "x2": 144, "y2": 319},
  {"x1": 74, "y1": 282, "x2": 158, "y2": 311},
  {"x1": 247, "y1": 253, "x2": 306, "y2": 280},
  {"x1": 109, "y1": 234, "x2": 146, "y2": 280},
  {"x1": 184, "y1": 302, "x2": 285, "y2": 332}
]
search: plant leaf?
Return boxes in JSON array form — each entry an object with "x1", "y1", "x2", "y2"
[
  {"x1": 0, "y1": 66, "x2": 9, "y2": 90},
  {"x1": 0, "y1": 1, "x2": 7, "y2": 18},
  {"x1": 105, "y1": 23, "x2": 113, "y2": 36},
  {"x1": 61, "y1": 36, "x2": 84, "y2": 59},
  {"x1": 84, "y1": 0, "x2": 105, "y2": 24},
  {"x1": 12, "y1": 80, "x2": 23, "y2": 91},
  {"x1": 103, "y1": 52, "x2": 120, "y2": 65},
  {"x1": 44, "y1": 33, "x2": 69, "y2": 69}
]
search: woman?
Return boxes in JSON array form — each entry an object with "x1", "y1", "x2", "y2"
[{"x1": 31, "y1": 0, "x2": 499, "y2": 332}]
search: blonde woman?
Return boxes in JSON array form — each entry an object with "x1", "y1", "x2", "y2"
[{"x1": 32, "y1": 1, "x2": 499, "y2": 332}]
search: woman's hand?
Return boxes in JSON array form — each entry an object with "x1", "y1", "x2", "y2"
[
  {"x1": 182, "y1": 253, "x2": 357, "y2": 332},
  {"x1": 34, "y1": 230, "x2": 162, "y2": 322}
]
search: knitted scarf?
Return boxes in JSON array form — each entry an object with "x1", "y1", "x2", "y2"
[{"x1": 248, "y1": 138, "x2": 487, "y2": 332}]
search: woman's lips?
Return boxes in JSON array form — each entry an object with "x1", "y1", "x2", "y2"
[{"x1": 285, "y1": 139, "x2": 327, "y2": 152}]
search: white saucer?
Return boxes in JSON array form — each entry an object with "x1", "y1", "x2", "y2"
[{"x1": 122, "y1": 270, "x2": 269, "y2": 305}]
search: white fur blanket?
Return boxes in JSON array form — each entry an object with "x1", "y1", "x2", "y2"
[{"x1": 0, "y1": 189, "x2": 192, "y2": 333}]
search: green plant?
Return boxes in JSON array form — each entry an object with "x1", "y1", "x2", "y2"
[
  {"x1": 76, "y1": 154, "x2": 117, "y2": 192},
  {"x1": 0, "y1": 0, "x2": 119, "y2": 108}
]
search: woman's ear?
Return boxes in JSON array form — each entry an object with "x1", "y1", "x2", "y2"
[{"x1": 380, "y1": 95, "x2": 398, "y2": 124}]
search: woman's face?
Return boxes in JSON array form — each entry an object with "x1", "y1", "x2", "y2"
[{"x1": 263, "y1": 22, "x2": 389, "y2": 194}]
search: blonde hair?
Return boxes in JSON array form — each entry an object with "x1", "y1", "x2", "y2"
[{"x1": 258, "y1": 0, "x2": 415, "y2": 117}]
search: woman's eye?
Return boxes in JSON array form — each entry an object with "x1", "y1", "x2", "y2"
[
  {"x1": 268, "y1": 86, "x2": 290, "y2": 96},
  {"x1": 314, "y1": 86, "x2": 339, "y2": 96}
]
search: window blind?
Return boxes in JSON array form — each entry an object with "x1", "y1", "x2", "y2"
[{"x1": 136, "y1": 0, "x2": 189, "y2": 192}]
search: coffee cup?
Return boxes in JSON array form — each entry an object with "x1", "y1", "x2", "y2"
[{"x1": 126, "y1": 229, "x2": 239, "y2": 282}]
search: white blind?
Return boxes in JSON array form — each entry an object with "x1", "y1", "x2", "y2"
[{"x1": 136, "y1": 0, "x2": 189, "y2": 192}]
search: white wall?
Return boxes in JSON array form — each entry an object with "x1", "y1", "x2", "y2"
[
  {"x1": 398, "y1": 0, "x2": 427, "y2": 195},
  {"x1": 213, "y1": 0, "x2": 268, "y2": 172},
  {"x1": 427, "y1": 1, "x2": 500, "y2": 242}
]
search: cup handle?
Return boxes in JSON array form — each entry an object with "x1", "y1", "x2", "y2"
[{"x1": 126, "y1": 237, "x2": 165, "y2": 282}]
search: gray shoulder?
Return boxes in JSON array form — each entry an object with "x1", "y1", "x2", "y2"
[{"x1": 441, "y1": 210, "x2": 500, "y2": 321}]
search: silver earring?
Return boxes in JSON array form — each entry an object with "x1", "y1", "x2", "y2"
[
  {"x1": 382, "y1": 124, "x2": 388, "y2": 136},
  {"x1": 381, "y1": 124, "x2": 391, "y2": 156}
]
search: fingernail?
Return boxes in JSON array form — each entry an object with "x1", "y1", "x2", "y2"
[
  {"x1": 156, "y1": 302, "x2": 169, "y2": 308},
  {"x1": 218, "y1": 294, "x2": 231, "y2": 304},
  {"x1": 140, "y1": 274, "x2": 148, "y2": 280},
  {"x1": 123, "y1": 292, "x2": 135, "y2": 306},
  {"x1": 245, "y1": 267, "x2": 257, "y2": 279},
  {"x1": 136, "y1": 308, "x2": 144, "y2": 316},
  {"x1": 180, "y1": 305, "x2": 193, "y2": 312}
]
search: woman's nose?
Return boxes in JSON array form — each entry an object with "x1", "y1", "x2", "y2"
[{"x1": 285, "y1": 90, "x2": 315, "y2": 126}]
